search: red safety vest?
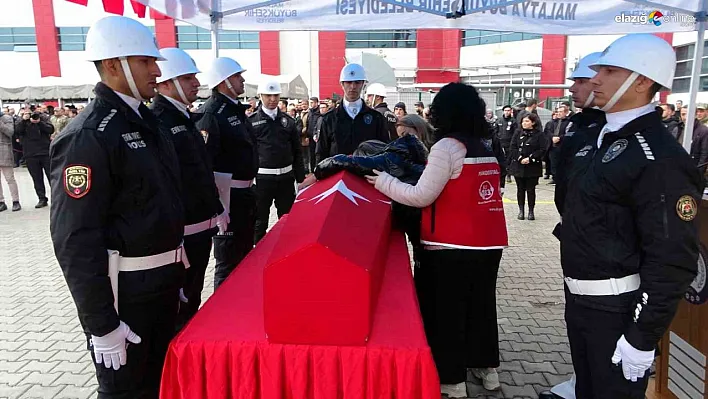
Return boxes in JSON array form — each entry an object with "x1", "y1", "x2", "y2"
[{"x1": 420, "y1": 156, "x2": 508, "y2": 249}]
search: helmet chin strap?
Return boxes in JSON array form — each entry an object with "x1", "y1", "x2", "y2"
[
  {"x1": 172, "y1": 78, "x2": 190, "y2": 105},
  {"x1": 224, "y1": 78, "x2": 240, "y2": 100},
  {"x1": 120, "y1": 57, "x2": 145, "y2": 102},
  {"x1": 600, "y1": 72, "x2": 639, "y2": 112},
  {"x1": 582, "y1": 92, "x2": 595, "y2": 109}
]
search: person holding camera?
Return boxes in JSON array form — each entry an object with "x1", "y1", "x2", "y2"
[{"x1": 16, "y1": 109, "x2": 54, "y2": 208}]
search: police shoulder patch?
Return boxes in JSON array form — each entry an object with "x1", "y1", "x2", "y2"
[
  {"x1": 677, "y1": 195, "x2": 698, "y2": 222},
  {"x1": 281, "y1": 117, "x2": 288, "y2": 128},
  {"x1": 64, "y1": 165, "x2": 91, "y2": 199},
  {"x1": 601, "y1": 139, "x2": 628, "y2": 163}
]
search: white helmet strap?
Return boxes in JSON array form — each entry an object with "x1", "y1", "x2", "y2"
[
  {"x1": 172, "y1": 77, "x2": 190, "y2": 105},
  {"x1": 582, "y1": 92, "x2": 595, "y2": 109},
  {"x1": 119, "y1": 57, "x2": 145, "y2": 103},
  {"x1": 601, "y1": 72, "x2": 639, "y2": 112},
  {"x1": 224, "y1": 77, "x2": 240, "y2": 100}
]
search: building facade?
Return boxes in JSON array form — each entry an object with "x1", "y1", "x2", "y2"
[{"x1": 1, "y1": 0, "x2": 706, "y2": 106}]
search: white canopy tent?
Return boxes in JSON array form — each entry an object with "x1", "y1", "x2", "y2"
[{"x1": 137, "y1": 0, "x2": 706, "y2": 149}]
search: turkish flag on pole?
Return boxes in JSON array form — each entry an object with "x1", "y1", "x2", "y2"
[
  {"x1": 102, "y1": 0, "x2": 124, "y2": 15},
  {"x1": 130, "y1": 0, "x2": 147, "y2": 17},
  {"x1": 150, "y1": 8, "x2": 170, "y2": 20},
  {"x1": 64, "y1": 0, "x2": 89, "y2": 5}
]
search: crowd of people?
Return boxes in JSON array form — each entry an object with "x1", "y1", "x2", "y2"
[{"x1": 1, "y1": 14, "x2": 705, "y2": 399}]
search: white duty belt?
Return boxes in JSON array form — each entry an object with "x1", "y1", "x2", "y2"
[
  {"x1": 107, "y1": 244, "x2": 189, "y2": 313},
  {"x1": 184, "y1": 215, "x2": 218, "y2": 236},
  {"x1": 564, "y1": 274, "x2": 640, "y2": 296},
  {"x1": 231, "y1": 179, "x2": 253, "y2": 188},
  {"x1": 258, "y1": 165, "x2": 293, "y2": 176}
]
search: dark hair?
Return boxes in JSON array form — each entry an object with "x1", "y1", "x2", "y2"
[
  {"x1": 309, "y1": 96, "x2": 319, "y2": 102},
  {"x1": 47, "y1": 105, "x2": 54, "y2": 114},
  {"x1": 429, "y1": 83, "x2": 487, "y2": 141},
  {"x1": 560, "y1": 101, "x2": 571, "y2": 108},
  {"x1": 665, "y1": 104, "x2": 676, "y2": 112},
  {"x1": 279, "y1": 99, "x2": 288, "y2": 106},
  {"x1": 520, "y1": 113, "x2": 542, "y2": 132},
  {"x1": 502, "y1": 105, "x2": 512, "y2": 111},
  {"x1": 527, "y1": 98, "x2": 538, "y2": 106}
]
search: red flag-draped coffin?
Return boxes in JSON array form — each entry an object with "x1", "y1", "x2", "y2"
[{"x1": 264, "y1": 172, "x2": 392, "y2": 345}]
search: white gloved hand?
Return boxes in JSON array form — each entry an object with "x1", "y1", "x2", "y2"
[
  {"x1": 179, "y1": 288, "x2": 189, "y2": 303},
  {"x1": 611, "y1": 335, "x2": 655, "y2": 382},
  {"x1": 91, "y1": 321, "x2": 141, "y2": 371},
  {"x1": 215, "y1": 210, "x2": 229, "y2": 235},
  {"x1": 213, "y1": 172, "x2": 232, "y2": 225}
]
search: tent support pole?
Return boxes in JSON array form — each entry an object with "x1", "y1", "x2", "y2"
[
  {"x1": 682, "y1": 7, "x2": 707, "y2": 152},
  {"x1": 211, "y1": 0, "x2": 220, "y2": 58}
]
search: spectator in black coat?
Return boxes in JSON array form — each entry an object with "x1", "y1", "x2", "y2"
[
  {"x1": 16, "y1": 109, "x2": 54, "y2": 208},
  {"x1": 509, "y1": 113, "x2": 546, "y2": 221}
]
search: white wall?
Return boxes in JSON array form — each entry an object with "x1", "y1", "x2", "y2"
[
  {"x1": 280, "y1": 31, "x2": 318, "y2": 97},
  {"x1": 345, "y1": 48, "x2": 417, "y2": 78},
  {"x1": 673, "y1": 31, "x2": 708, "y2": 47},
  {"x1": 0, "y1": 0, "x2": 36, "y2": 27},
  {"x1": 460, "y1": 39, "x2": 542, "y2": 69},
  {"x1": 189, "y1": 49, "x2": 262, "y2": 86},
  {"x1": 53, "y1": 0, "x2": 154, "y2": 27}
]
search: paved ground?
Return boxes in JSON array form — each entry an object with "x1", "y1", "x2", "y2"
[{"x1": 0, "y1": 168, "x2": 571, "y2": 399}]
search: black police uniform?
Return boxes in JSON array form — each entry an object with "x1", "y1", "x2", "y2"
[
  {"x1": 249, "y1": 107, "x2": 305, "y2": 243},
  {"x1": 373, "y1": 102, "x2": 398, "y2": 141},
  {"x1": 49, "y1": 83, "x2": 185, "y2": 399},
  {"x1": 150, "y1": 94, "x2": 224, "y2": 327},
  {"x1": 556, "y1": 110, "x2": 702, "y2": 399},
  {"x1": 496, "y1": 115, "x2": 517, "y2": 170},
  {"x1": 315, "y1": 100, "x2": 390, "y2": 163},
  {"x1": 195, "y1": 91, "x2": 258, "y2": 289}
]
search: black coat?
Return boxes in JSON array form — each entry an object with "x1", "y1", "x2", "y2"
[
  {"x1": 373, "y1": 102, "x2": 398, "y2": 142},
  {"x1": 49, "y1": 83, "x2": 185, "y2": 337},
  {"x1": 195, "y1": 92, "x2": 258, "y2": 181},
  {"x1": 496, "y1": 115, "x2": 517, "y2": 148},
  {"x1": 248, "y1": 107, "x2": 305, "y2": 183},
  {"x1": 559, "y1": 111, "x2": 701, "y2": 351},
  {"x1": 16, "y1": 118, "x2": 53, "y2": 158},
  {"x1": 315, "y1": 101, "x2": 390, "y2": 163},
  {"x1": 509, "y1": 128, "x2": 547, "y2": 178},
  {"x1": 150, "y1": 95, "x2": 224, "y2": 225}
]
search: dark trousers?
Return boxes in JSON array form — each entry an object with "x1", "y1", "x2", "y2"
[
  {"x1": 416, "y1": 249, "x2": 502, "y2": 384},
  {"x1": 89, "y1": 264, "x2": 182, "y2": 399},
  {"x1": 544, "y1": 151, "x2": 552, "y2": 177},
  {"x1": 549, "y1": 146, "x2": 562, "y2": 177},
  {"x1": 309, "y1": 138, "x2": 317, "y2": 172},
  {"x1": 176, "y1": 228, "x2": 216, "y2": 330},
  {"x1": 565, "y1": 293, "x2": 649, "y2": 399},
  {"x1": 25, "y1": 155, "x2": 49, "y2": 200},
  {"x1": 301, "y1": 145, "x2": 311, "y2": 174},
  {"x1": 13, "y1": 150, "x2": 22, "y2": 167},
  {"x1": 254, "y1": 175, "x2": 295, "y2": 243},
  {"x1": 213, "y1": 187, "x2": 256, "y2": 290},
  {"x1": 515, "y1": 176, "x2": 539, "y2": 210}
]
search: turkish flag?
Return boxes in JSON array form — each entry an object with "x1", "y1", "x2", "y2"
[
  {"x1": 130, "y1": 0, "x2": 146, "y2": 17},
  {"x1": 102, "y1": 0, "x2": 124, "y2": 15},
  {"x1": 64, "y1": 0, "x2": 89, "y2": 5},
  {"x1": 150, "y1": 7, "x2": 170, "y2": 20}
]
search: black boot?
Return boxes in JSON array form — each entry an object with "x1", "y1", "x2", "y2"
[
  {"x1": 505, "y1": 175, "x2": 512, "y2": 183},
  {"x1": 518, "y1": 207, "x2": 525, "y2": 220},
  {"x1": 35, "y1": 198, "x2": 48, "y2": 209},
  {"x1": 12, "y1": 201, "x2": 21, "y2": 212},
  {"x1": 538, "y1": 391, "x2": 563, "y2": 399},
  {"x1": 0, "y1": 202, "x2": 6, "y2": 212},
  {"x1": 527, "y1": 209, "x2": 535, "y2": 220}
]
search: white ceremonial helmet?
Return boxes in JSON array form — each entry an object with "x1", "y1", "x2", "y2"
[
  {"x1": 340, "y1": 63, "x2": 367, "y2": 82},
  {"x1": 202, "y1": 57, "x2": 246, "y2": 90},
  {"x1": 365, "y1": 83, "x2": 387, "y2": 97},
  {"x1": 258, "y1": 80, "x2": 282, "y2": 95}
]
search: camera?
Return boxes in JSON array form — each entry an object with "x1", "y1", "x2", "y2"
[{"x1": 30, "y1": 113, "x2": 40, "y2": 121}]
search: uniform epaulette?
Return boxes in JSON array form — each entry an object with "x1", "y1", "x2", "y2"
[{"x1": 82, "y1": 108, "x2": 118, "y2": 132}]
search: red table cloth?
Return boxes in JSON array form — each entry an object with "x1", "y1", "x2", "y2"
[{"x1": 160, "y1": 216, "x2": 440, "y2": 399}]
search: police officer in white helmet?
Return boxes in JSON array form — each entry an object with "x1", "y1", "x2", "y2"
[
  {"x1": 365, "y1": 83, "x2": 397, "y2": 141},
  {"x1": 249, "y1": 80, "x2": 305, "y2": 243},
  {"x1": 195, "y1": 57, "x2": 258, "y2": 289},
  {"x1": 150, "y1": 48, "x2": 228, "y2": 329},
  {"x1": 559, "y1": 34, "x2": 702, "y2": 398},
  {"x1": 315, "y1": 63, "x2": 390, "y2": 164},
  {"x1": 49, "y1": 16, "x2": 187, "y2": 397}
]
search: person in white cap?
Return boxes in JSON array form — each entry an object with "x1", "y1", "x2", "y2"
[
  {"x1": 150, "y1": 48, "x2": 228, "y2": 329},
  {"x1": 559, "y1": 33, "x2": 701, "y2": 398},
  {"x1": 365, "y1": 82, "x2": 397, "y2": 141},
  {"x1": 248, "y1": 80, "x2": 305, "y2": 243},
  {"x1": 195, "y1": 57, "x2": 258, "y2": 289},
  {"x1": 49, "y1": 16, "x2": 187, "y2": 398},
  {"x1": 315, "y1": 63, "x2": 389, "y2": 164}
]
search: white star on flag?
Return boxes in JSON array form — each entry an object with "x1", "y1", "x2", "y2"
[{"x1": 308, "y1": 180, "x2": 371, "y2": 206}]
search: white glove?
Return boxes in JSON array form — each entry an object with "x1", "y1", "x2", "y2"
[
  {"x1": 91, "y1": 321, "x2": 141, "y2": 371},
  {"x1": 215, "y1": 210, "x2": 229, "y2": 235},
  {"x1": 611, "y1": 335, "x2": 655, "y2": 382},
  {"x1": 179, "y1": 288, "x2": 189, "y2": 303},
  {"x1": 213, "y1": 172, "x2": 232, "y2": 225}
]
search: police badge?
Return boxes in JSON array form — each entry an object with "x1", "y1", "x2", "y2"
[
  {"x1": 64, "y1": 165, "x2": 91, "y2": 199},
  {"x1": 601, "y1": 139, "x2": 628, "y2": 163},
  {"x1": 281, "y1": 117, "x2": 288, "y2": 128},
  {"x1": 676, "y1": 195, "x2": 697, "y2": 221},
  {"x1": 364, "y1": 114, "x2": 373, "y2": 125}
]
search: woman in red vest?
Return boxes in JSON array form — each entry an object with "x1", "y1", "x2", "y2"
[{"x1": 367, "y1": 83, "x2": 508, "y2": 398}]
